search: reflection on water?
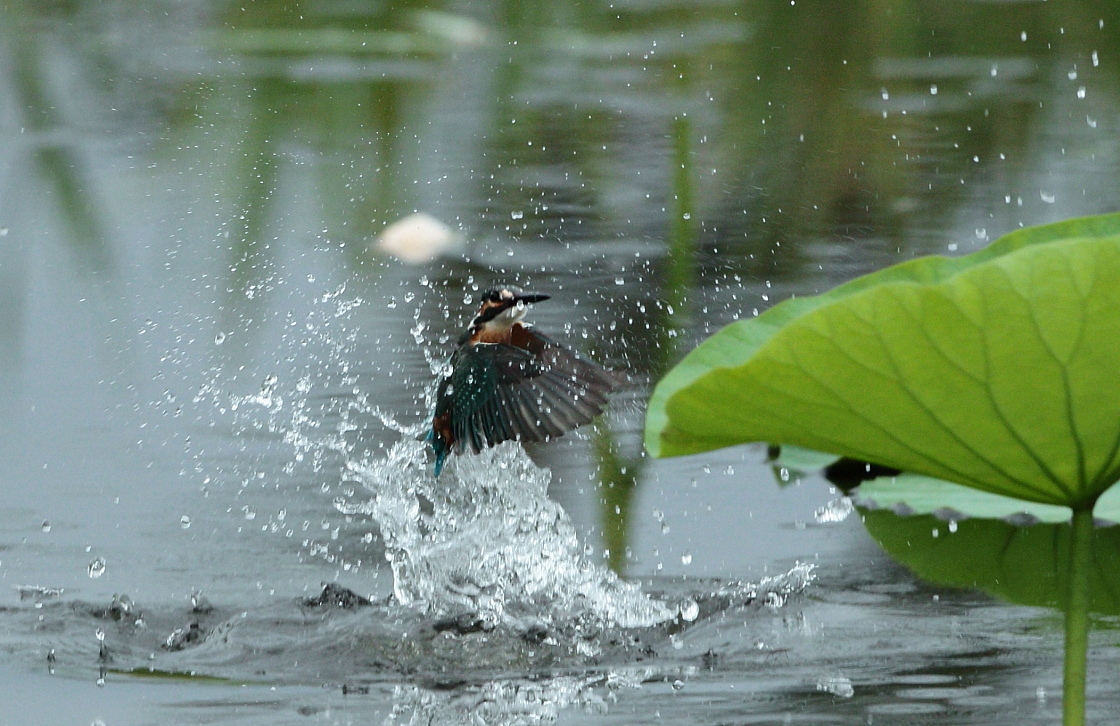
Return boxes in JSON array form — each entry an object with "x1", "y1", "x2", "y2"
[{"x1": 2, "y1": 0, "x2": 1120, "y2": 723}]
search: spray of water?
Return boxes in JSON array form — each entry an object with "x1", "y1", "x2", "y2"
[
  {"x1": 337, "y1": 437, "x2": 675, "y2": 630},
  {"x1": 210, "y1": 289, "x2": 812, "y2": 637}
]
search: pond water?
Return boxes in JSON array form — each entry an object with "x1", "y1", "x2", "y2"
[{"x1": 2, "y1": 0, "x2": 1120, "y2": 724}]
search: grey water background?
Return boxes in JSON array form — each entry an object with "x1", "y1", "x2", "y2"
[{"x1": 2, "y1": 0, "x2": 1120, "y2": 723}]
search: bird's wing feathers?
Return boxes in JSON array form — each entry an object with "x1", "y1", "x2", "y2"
[{"x1": 445, "y1": 334, "x2": 623, "y2": 454}]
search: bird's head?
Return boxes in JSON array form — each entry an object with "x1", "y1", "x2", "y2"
[{"x1": 470, "y1": 286, "x2": 550, "y2": 330}]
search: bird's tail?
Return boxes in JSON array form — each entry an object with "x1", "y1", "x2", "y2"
[{"x1": 425, "y1": 427, "x2": 448, "y2": 477}]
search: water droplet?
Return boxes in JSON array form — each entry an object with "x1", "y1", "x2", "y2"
[
  {"x1": 0, "y1": 227, "x2": 8, "y2": 236},
  {"x1": 947, "y1": 519, "x2": 958, "y2": 533},
  {"x1": 510, "y1": 210, "x2": 524, "y2": 220},
  {"x1": 679, "y1": 598, "x2": 699, "y2": 622},
  {"x1": 191, "y1": 590, "x2": 213, "y2": 613},
  {"x1": 87, "y1": 556, "x2": 107, "y2": 579},
  {"x1": 813, "y1": 497, "x2": 853, "y2": 524},
  {"x1": 214, "y1": 331, "x2": 226, "y2": 345},
  {"x1": 671, "y1": 679, "x2": 685, "y2": 691},
  {"x1": 614, "y1": 277, "x2": 625, "y2": 285},
  {"x1": 180, "y1": 515, "x2": 192, "y2": 529},
  {"x1": 1020, "y1": 31, "x2": 1027, "y2": 41},
  {"x1": 680, "y1": 552, "x2": 693, "y2": 566},
  {"x1": 41, "y1": 520, "x2": 51, "y2": 533},
  {"x1": 816, "y1": 675, "x2": 854, "y2": 698},
  {"x1": 929, "y1": 84, "x2": 938, "y2": 95},
  {"x1": 1040, "y1": 190, "x2": 1056, "y2": 204},
  {"x1": 1077, "y1": 86, "x2": 1087, "y2": 99}
]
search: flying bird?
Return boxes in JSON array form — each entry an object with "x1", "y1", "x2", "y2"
[{"x1": 427, "y1": 287, "x2": 622, "y2": 476}]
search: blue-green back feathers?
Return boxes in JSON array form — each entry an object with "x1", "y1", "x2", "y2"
[{"x1": 427, "y1": 334, "x2": 621, "y2": 476}]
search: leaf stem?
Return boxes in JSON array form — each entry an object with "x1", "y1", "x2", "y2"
[{"x1": 1063, "y1": 504, "x2": 1094, "y2": 726}]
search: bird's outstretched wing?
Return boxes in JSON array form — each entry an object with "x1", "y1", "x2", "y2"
[{"x1": 437, "y1": 336, "x2": 623, "y2": 456}]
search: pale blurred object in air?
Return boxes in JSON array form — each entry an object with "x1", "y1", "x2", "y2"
[{"x1": 374, "y1": 213, "x2": 463, "y2": 264}]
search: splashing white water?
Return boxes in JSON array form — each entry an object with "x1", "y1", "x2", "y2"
[
  {"x1": 203, "y1": 289, "x2": 813, "y2": 635},
  {"x1": 338, "y1": 438, "x2": 675, "y2": 629}
]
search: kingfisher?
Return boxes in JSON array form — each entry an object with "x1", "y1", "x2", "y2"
[{"x1": 427, "y1": 286, "x2": 622, "y2": 476}]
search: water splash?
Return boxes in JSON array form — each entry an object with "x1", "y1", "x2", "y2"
[
  {"x1": 338, "y1": 438, "x2": 675, "y2": 630},
  {"x1": 386, "y1": 670, "x2": 657, "y2": 725},
  {"x1": 197, "y1": 288, "x2": 814, "y2": 645}
]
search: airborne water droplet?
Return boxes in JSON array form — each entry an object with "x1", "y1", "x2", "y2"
[
  {"x1": 87, "y1": 556, "x2": 107, "y2": 579},
  {"x1": 813, "y1": 497, "x2": 853, "y2": 523}
]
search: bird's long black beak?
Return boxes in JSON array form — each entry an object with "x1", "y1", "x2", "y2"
[{"x1": 514, "y1": 292, "x2": 550, "y2": 304}]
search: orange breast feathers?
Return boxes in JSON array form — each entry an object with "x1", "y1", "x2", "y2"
[
  {"x1": 471, "y1": 321, "x2": 540, "y2": 348},
  {"x1": 478, "y1": 322, "x2": 548, "y2": 352}
]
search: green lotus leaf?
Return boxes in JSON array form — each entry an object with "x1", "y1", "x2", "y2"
[
  {"x1": 855, "y1": 475, "x2": 1120, "y2": 525},
  {"x1": 860, "y1": 508, "x2": 1120, "y2": 615},
  {"x1": 645, "y1": 213, "x2": 1120, "y2": 510}
]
